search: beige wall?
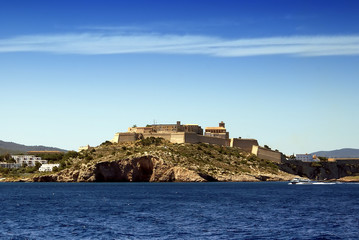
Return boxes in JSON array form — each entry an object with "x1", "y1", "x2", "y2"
[
  {"x1": 230, "y1": 138, "x2": 258, "y2": 152},
  {"x1": 142, "y1": 133, "x2": 172, "y2": 141},
  {"x1": 182, "y1": 133, "x2": 229, "y2": 146},
  {"x1": 170, "y1": 133, "x2": 186, "y2": 143},
  {"x1": 252, "y1": 145, "x2": 283, "y2": 163},
  {"x1": 198, "y1": 135, "x2": 230, "y2": 146},
  {"x1": 112, "y1": 132, "x2": 137, "y2": 143}
]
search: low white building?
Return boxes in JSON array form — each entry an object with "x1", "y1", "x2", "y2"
[
  {"x1": 39, "y1": 164, "x2": 60, "y2": 172},
  {"x1": 0, "y1": 162, "x2": 21, "y2": 169},
  {"x1": 295, "y1": 154, "x2": 319, "y2": 162},
  {"x1": 11, "y1": 155, "x2": 47, "y2": 167}
]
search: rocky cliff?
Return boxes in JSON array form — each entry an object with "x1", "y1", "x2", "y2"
[
  {"x1": 34, "y1": 156, "x2": 205, "y2": 182},
  {"x1": 32, "y1": 138, "x2": 295, "y2": 182},
  {"x1": 280, "y1": 160, "x2": 359, "y2": 180}
]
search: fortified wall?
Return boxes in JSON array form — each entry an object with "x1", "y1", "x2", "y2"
[
  {"x1": 251, "y1": 146, "x2": 285, "y2": 163},
  {"x1": 111, "y1": 121, "x2": 284, "y2": 163},
  {"x1": 230, "y1": 138, "x2": 258, "y2": 152}
]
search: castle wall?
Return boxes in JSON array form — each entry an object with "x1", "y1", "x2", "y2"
[
  {"x1": 183, "y1": 132, "x2": 229, "y2": 146},
  {"x1": 184, "y1": 132, "x2": 200, "y2": 143},
  {"x1": 198, "y1": 135, "x2": 230, "y2": 146},
  {"x1": 252, "y1": 145, "x2": 283, "y2": 163},
  {"x1": 142, "y1": 133, "x2": 172, "y2": 141},
  {"x1": 230, "y1": 138, "x2": 259, "y2": 152},
  {"x1": 112, "y1": 132, "x2": 137, "y2": 143},
  {"x1": 170, "y1": 133, "x2": 186, "y2": 143}
]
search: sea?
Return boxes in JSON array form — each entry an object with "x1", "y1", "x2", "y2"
[{"x1": 0, "y1": 182, "x2": 358, "y2": 240}]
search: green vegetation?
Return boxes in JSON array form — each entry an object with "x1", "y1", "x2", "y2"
[{"x1": 0, "y1": 153, "x2": 15, "y2": 163}]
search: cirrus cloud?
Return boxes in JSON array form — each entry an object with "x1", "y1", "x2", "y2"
[{"x1": 0, "y1": 32, "x2": 359, "y2": 57}]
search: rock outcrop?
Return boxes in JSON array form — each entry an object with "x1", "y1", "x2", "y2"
[{"x1": 33, "y1": 156, "x2": 207, "y2": 182}]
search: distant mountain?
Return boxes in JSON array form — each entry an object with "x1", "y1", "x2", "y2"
[
  {"x1": 311, "y1": 148, "x2": 359, "y2": 158},
  {"x1": 0, "y1": 140, "x2": 67, "y2": 155}
]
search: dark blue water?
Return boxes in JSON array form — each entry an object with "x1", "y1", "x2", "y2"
[{"x1": 0, "y1": 182, "x2": 358, "y2": 240}]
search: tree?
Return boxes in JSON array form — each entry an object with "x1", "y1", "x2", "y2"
[
  {"x1": 34, "y1": 162, "x2": 42, "y2": 170},
  {"x1": 2, "y1": 153, "x2": 15, "y2": 163}
]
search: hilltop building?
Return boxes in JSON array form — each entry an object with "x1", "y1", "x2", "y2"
[
  {"x1": 111, "y1": 121, "x2": 285, "y2": 163},
  {"x1": 205, "y1": 121, "x2": 229, "y2": 139},
  {"x1": 128, "y1": 121, "x2": 204, "y2": 135}
]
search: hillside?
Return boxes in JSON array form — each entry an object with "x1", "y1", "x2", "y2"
[
  {"x1": 0, "y1": 140, "x2": 67, "y2": 154},
  {"x1": 312, "y1": 148, "x2": 359, "y2": 158},
  {"x1": 30, "y1": 138, "x2": 295, "y2": 182}
]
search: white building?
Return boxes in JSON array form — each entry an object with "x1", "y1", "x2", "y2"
[
  {"x1": 11, "y1": 155, "x2": 47, "y2": 167},
  {"x1": 0, "y1": 162, "x2": 21, "y2": 168},
  {"x1": 39, "y1": 164, "x2": 60, "y2": 172},
  {"x1": 295, "y1": 154, "x2": 319, "y2": 162}
]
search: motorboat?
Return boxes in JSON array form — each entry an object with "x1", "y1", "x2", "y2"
[{"x1": 289, "y1": 178, "x2": 312, "y2": 185}]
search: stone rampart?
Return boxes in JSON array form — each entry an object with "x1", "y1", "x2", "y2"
[
  {"x1": 170, "y1": 133, "x2": 186, "y2": 143},
  {"x1": 182, "y1": 132, "x2": 229, "y2": 146},
  {"x1": 198, "y1": 135, "x2": 230, "y2": 146},
  {"x1": 230, "y1": 138, "x2": 258, "y2": 152},
  {"x1": 142, "y1": 133, "x2": 172, "y2": 141},
  {"x1": 112, "y1": 132, "x2": 137, "y2": 143},
  {"x1": 252, "y1": 145, "x2": 283, "y2": 163}
]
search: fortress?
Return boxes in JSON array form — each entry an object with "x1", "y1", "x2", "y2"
[{"x1": 111, "y1": 121, "x2": 285, "y2": 163}]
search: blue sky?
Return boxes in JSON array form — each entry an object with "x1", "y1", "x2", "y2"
[{"x1": 1, "y1": 0, "x2": 358, "y2": 154}]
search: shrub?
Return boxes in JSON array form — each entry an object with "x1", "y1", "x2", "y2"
[
  {"x1": 138, "y1": 137, "x2": 164, "y2": 146},
  {"x1": 101, "y1": 141, "x2": 113, "y2": 146},
  {"x1": 311, "y1": 162, "x2": 322, "y2": 167}
]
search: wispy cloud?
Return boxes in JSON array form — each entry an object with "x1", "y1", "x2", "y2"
[{"x1": 0, "y1": 32, "x2": 358, "y2": 57}]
